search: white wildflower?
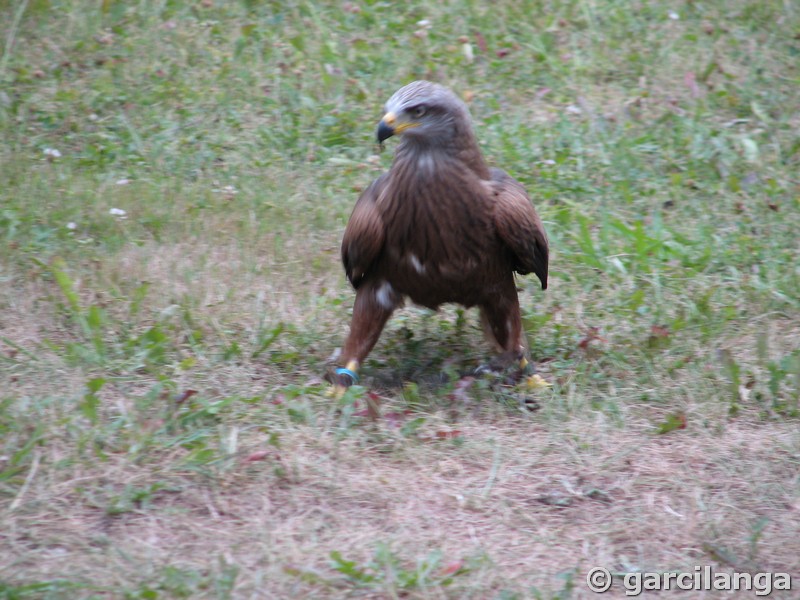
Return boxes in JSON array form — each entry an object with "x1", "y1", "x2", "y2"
[
  {"x1": 109, "y1": 208, "x2": 127, "y2": 217},
  {"x1": 43, "y1": 148, "x2": 61, "y2": 158},
  {"x1": 66, "y1": 222, "x2": 77, "y2": 230},
  {"x1": 462, "y1": 43, "x2": 474, "y2": 64},
  {"x1": 212, "y1": 184, "x2": 238, "y2": 197},
  {"x1": 668, "y1": 11, "x2": 679, "y2": 20}
]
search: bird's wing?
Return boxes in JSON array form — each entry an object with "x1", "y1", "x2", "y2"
[
  {"x1": 488, "y1": 168, "x2": 549, "y2": 290},
  {"x1": 342, "y1": 174, "x2": 388, "y2": 289}
]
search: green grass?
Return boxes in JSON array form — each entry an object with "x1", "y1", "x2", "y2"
[{"x1": 2, "y1": 0, "x2": 800, "y2": 598}]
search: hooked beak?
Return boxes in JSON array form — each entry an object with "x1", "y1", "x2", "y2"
[
  {"x1": 376, "y1": 111, "x2": 420, "y2": 143},
  {"x1": 376, "y1": 111, "x2": 397, "y2": 143}
]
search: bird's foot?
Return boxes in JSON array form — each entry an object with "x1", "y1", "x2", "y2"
[
  {"x1": 475, "y1": 354, "x2": 534, "y2": 385},
  {"x1": 324, "y1": 361, "x2": 360, "y2": 398},
  {"x1": 518, "y1": 357, "x2": 535, "y2": 377}
]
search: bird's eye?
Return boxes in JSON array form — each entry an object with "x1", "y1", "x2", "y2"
[{"x1": 410, "y1": 104, "x2": 427, "y2": 118}]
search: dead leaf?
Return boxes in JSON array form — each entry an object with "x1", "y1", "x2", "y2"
[
  {"x1": 650, "y1": 325, "x2": 670, "y2": 338},
  {"x1": 684, "y1": 71, "x2": 701, "y2": 98},
  {"x1": 648, "y1": 324, "x2": 672, "y2": 349},
  {"x1": 244, "y1": 450, "x2": 271, "y2": 462},
  {"x1": 366, "y1": 392, "x2": 381, "y2": 420},
  {"x1": 441, "y1": 560, "x2": 464, "y2": 576},
  {"x1": 536, "y1": 493, "x2": 574, "y2": 507},
  {"x1": 655, "y1": 412, "x2": 687, "y2": 434},
  {"x1": 448, "y1": 376, "x2": 475, "y2": 403},
  {"x1": 435, "y1": 430, "x2": 462, "y2": 439},
  {"x1": 525, "y1": 374, "x2": 551, "y2": 391},
  {"x1": 584, "y1": 488, "x2": 613, "y2": 503},
  {"x1": 474, "y1": 31, "x2": 488, "y2": 53},
  {"x1": 383, "y1": 410, "x2": 411, "y2": 427},
  {"x1": 174, "y1": 389, "x2": 198, "y2": 404},
  {"x1": 351, "y1": 394, "x2": 381, "y2": 420},
  {"x1": 578, "y1": 326, "x2": 606, "y2": 350}
]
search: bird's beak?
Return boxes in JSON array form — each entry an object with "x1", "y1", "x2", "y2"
[
  {"x1": 377, "y1": 112, "x2": 397, "y2": 143},
  {"x1": 377, "y1": 111, "x2": 420, "y2": 143}
]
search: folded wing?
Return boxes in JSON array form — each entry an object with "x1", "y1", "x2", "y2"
[
  {"x1": 489, "y1": 168, "x2": 549, "y2": 289},
  {"x1": 342, "y1": 175, "x2": 388, "y2": 289}
]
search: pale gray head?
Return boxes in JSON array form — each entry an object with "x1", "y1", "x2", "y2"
[{"x1": 376, "y1": 81, "x2": 473, "y2": 147}]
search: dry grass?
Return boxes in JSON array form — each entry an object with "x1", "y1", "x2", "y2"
[
  {"x1": 2, "y1": 0, "x2": 800, "y2": 598},
  {"x1": 3, "y1": 388, "x2": 799, "y2": 597},
  {"x1": 3, "y1": 236, "x2": 800, "y2": 597}
]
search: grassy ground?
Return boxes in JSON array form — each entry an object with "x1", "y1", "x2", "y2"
[{"x1": 2, "y1": 0, "x2": 799, "y2": 598}]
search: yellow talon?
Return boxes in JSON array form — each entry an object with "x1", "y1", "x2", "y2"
[
  {"x1": 525, "y1": 374, "x2": 552, "y2": 390},
  {"x1": 326, "y1": 384, "x2": 349, "y2": 399},
  {"x1": 519, "y1": 357, "x2": 529, "y2": 370}
]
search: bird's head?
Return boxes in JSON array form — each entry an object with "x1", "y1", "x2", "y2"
[{"x1": 377, "y1": 81, "x2": 471, "y2": 147}]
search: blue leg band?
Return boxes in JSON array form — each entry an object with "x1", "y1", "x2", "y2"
[{"x1": 335, "y1": 367, "x2": 359, "y2": 385}]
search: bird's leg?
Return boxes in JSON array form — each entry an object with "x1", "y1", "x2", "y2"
[
  {"x1": 478, "y1": 283, "x2": 532, "y2": 380},
  {"x1": 329, "y1": 280, "x2": 398, "y2": 396}
]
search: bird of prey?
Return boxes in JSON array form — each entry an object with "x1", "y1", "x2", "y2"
[{"x1": 330, "y1": 81, "x2": 548, "y2": 390}]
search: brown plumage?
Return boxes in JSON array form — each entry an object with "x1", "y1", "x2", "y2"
[{"x1": 331, "y1": 81, "x2": 548, "y2": 388}]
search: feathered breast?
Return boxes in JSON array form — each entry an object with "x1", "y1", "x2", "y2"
[{"x1": 373, "y1": 153, "x2": 507, "y2": 305}]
